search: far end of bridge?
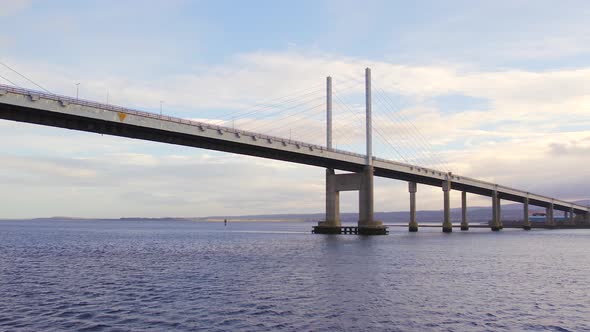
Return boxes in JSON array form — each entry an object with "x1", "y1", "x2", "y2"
[{"x1": 311, "y1": 68, "x2": 589, "y2": 235}]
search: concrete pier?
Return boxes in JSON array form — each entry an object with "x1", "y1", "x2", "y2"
[
  {"x1": 460, "y1": 191, "x2": 469, "y2": 231},
  {"x1": 569, "y1": 207, "x2": 574, "y2": 224},
  {"x1": 491, "y1": 189, "x2": 501, "y2": 231},
  {"x1": 409, "y1": 182, "x2": 418, "y2": 232},
  {"x1": 314, "y1": 70, "x2": 386, "y2": 236},
  {"x1": 358, "y1": 166, "x2": 373, "y2": 225},
  {"x1": 523, "y1": 197, "x2": 531, "y2": 230},
  {"x1": 546, "y1": 203, "x2": 555, "y2": 228},
  {"x1": 442, "y1": 180, "x2": 452, "y2": 233},
  {"x1": 322, "y1": 168, "x2": 340, "y2": 225},
  {"x1": 357, "y1": 165, "x2": 386, "y2": 234},
  {"x1": 315, "y1": 167, "x2": 385, "y2": 235},
  {"x1": 498, "y1": 198, "x2": 504, "y2": 229}
]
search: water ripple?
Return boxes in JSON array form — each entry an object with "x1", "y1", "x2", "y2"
[{"x1": 1, "y1": 220, "x2": 590, "y2": 331}]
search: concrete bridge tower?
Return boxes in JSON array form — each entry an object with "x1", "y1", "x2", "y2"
[{"x1": 314, "y1": 68, "x2": 387, "y2": 235}]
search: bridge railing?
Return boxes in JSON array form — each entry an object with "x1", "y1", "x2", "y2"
[
  {"x1": 374, "y1": 157, "x2": 586, "y2": 210},
  {"x1": 2, "y1": 84, "x2": 586, "y2": 212},
  {"x1": 455, "y1": 172, "x2": 576, "y2": 207},
  {"x1": 0, "y1": 84, "x2": 436, "y2": 164},
  {"x1": 0, "y1": 83, "x2": 366, "y2": 157},
  {"x1": 0, "y1": 84, "x2": 551, "y2": 191}
]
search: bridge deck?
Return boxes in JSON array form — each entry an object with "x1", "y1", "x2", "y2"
[{"x1": 0, "y1": 84, "x2": 587, "y2": 214}]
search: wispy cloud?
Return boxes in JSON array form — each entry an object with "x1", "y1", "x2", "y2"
[
  {"x1": 2, "y1": 50, "x2": 589, "y2": 218},
  {"x1": 1, "y1": 0, "x2": 589, "y2": 217}
]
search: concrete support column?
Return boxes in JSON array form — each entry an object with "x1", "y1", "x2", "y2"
[
  {"x1": 442, "y1": 180, "x2": 452, "y2": 233},
  {"x1": 569, "y1": 207, "x2": 574, "y2": 224},
  {"x1": 359, "y1": 165, "x2": 374, "y2": 224},
  {"x1": 359, "y1": 166, "x2": 380, "y2": 222},
  {"x1": 409, "y1": 182, "x2": 418, "y2": 232},
  {"x1": 546, "y1": 204, "x2": 555, "y2": 228},
  {"x1": 356, "y1": 67, "x2": 385, "y2": 235},
  {"x1": 323, "y1": 168, "x2": 340, "y2": 227},
  {"x1": 586, "y1": 211, "x2": 590, "y2": 225},
  {"x1": 460, "y1": 191, "x2": 469, "y2": 231},
  {"x1": 316, "y1": 166, "x2": 385, "y2": 235},
  {"x1": 491, "y1": 189, "x2": 501, "y2": 231},
  {"x1": 498, "y1": 197, "x2": 504, "y2": 229},
  {"x1": 358, "y1": 166, "x2": 385, "y2": 234},
  {"x1": 523, "y1": 197, "x2": 531, "y2": 230}
]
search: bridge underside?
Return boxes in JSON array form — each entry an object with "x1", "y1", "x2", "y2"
[
  {"x1": 374, "y1": 168, "x2": 583, "y2": 213},
  {"x1": 0, "y1": 103, "x2": 364, "y2": 173},
  {"x1": 0, "y1": 102, "x2": 586, "y2": 215}
]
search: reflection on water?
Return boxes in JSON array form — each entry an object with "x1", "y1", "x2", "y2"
[{"x1": 1, "y1": 219, "x2": 589, "y2": 331}]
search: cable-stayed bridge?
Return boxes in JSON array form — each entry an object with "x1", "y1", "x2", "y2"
[{"x1": 0, "y1": 68, "x2": 588, "y2": 235}]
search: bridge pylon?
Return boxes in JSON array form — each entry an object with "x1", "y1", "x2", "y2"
[
  {"x1": 546, "y1": 202, "x2": 555, "y2": 228},
  {"x1": 460, "y1": 191, "x2": 469, "y2": 231},
  {"x1": 314, "y1": 69, "x2": 387, "y2": 235},
  {"x1": 408, "y1": 182, "x2": 418, "y2": 232},
  {"x1": 523, "y1": 196, "x2": 531, "y2": 230},
  {"x1": 442, "y1": 179, "x2": 452, "y2": 233},
  {"x1": 491, "y1": 189, "x2": 501, "y2": 231}
]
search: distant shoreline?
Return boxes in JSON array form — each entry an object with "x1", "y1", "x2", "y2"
[
  {"x1": 197, "y1": 218, "x2": 309, "y2": 223},
  {"x1": 0, "y1": 217, "x2": 313, "y2": 223}
]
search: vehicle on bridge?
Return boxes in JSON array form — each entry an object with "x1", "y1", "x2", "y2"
[{"x1": 530, "y1": 212, "x2": 567, "y2": 223}]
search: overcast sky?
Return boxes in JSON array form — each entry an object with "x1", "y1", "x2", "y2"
[{"x1": 1, "y1": 0, "x2": 589, "y2": 218}]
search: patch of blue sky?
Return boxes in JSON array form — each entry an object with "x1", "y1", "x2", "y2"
[
  {"x1": 177, "y1": 1, "x2": 326, "y2": 59},
  {"x1": 552, "y1": 123, "x2": 590, "y2": 133},
  {"x1": 4, "y1": 1, "x2": 589, "y2": 73},
  {"x1": 0, "y1": 3, "x2": 198, "y2": 77},
  {"x1": 496, "y1": 55, "x2": 590, "y2": 72}
]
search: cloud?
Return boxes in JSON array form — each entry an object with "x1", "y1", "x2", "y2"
[
  {"x1": 549, "y1": 137, "x2": 590, "y2": 156},
  {"x1": 1, "y1": 50, "x2": 589, "y2": 217},
  {"x1": 0, "y1": 148, "x2": 327, "y2": 218},
  {"x1": 4, "y1": 50, "x2": 589, "y2": 113}
]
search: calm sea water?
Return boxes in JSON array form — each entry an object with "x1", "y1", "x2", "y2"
[{"x1": 1, "y1": 219, "x2": 589, "y2": 331}]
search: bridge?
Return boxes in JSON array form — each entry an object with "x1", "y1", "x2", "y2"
[{"x1": 0, "y1": 68, "x2": 588, "y2": 235}]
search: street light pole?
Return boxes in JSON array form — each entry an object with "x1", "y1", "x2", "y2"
[
  {"x1": 75, "y1": 83, "x2": 80, "y2": 100},
  {"x1": 160, "y1": 101, "x2": 163, "y2": 116}
]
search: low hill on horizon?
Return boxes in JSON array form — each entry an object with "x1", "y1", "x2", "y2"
[
  {"x1": 6, "y1": 200, "x2": 588, "y2": 223},
  {"x1": 203, "y1": 200, "x2": 590, "y2": 223}
]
